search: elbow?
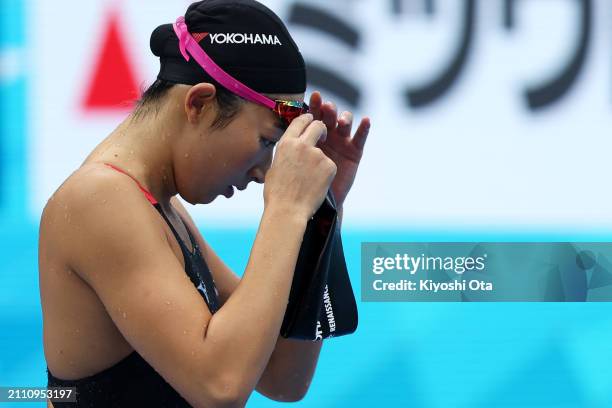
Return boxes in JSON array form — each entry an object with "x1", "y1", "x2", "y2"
[
  {"x1": 209, "y1": 395, "x2": 245, "y2": 408},
  {"x1": 207, "y1": 375, "x2": 251, "y2": 408},
  {"x1": 277, "y1": 385, "x2": 310, "y2": 402},
  {"x1": 263, "y1": 382, "x2": 311, "y2": 403},
  {"x1": 273, "y1": 393, "x2": 307, "y2": 403}
]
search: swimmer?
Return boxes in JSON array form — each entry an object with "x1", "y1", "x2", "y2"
[{"x1": 39, "y1": 1, "x2": 370, "y2": 406}]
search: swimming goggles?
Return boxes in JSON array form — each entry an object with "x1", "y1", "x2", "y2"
[{"x1": 173, "y1": 16, "x2": 310, "y2": 129}]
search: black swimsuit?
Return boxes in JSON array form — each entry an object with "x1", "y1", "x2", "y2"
[{"x1": 47, "y1": 163, "x2": 220, "y2": 407}]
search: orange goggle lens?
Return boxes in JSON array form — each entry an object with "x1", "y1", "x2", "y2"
[{"x1": 273, "y1": 100, "x2": 310, "y2": 129}]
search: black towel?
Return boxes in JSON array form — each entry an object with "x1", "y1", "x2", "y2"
[{"x1": 280, "y1": 191, "x2": 358, "y2": 340}]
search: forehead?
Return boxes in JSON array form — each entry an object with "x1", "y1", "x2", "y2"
[{"x1": 244, "y1": 102, "x2": 283, "y2": 135}]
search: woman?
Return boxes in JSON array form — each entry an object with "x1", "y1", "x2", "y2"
[{"x1": 39, "y1": 0, "x2": 370, "y2": 406}]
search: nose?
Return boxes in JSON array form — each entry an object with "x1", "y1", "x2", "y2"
[
  {"x1": 249, "y1": 151, "x2": 273, "y2": 184},
  {"x1": 251, "y1": 168, "x2": 265, "y2": 184}
]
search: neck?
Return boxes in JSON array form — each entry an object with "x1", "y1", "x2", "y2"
[{"x1": 87, "y1": 105, "x2": 184, "y2": 210}]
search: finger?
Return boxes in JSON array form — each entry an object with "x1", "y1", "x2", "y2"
[
  {"x1": 352, "y1": 117, "x2": 371, "y2": 150},
  {"x1": 321, "y1": 101, "x2": 338, "y2": 131},
  {"x1": 282, "y1": 113, "x2": 314, "y2": 139},
  {"x1": 309, "y1": 92, "x2": 323, "y2": 120},
  {"x1": 336, "y1": 111, "x2": 353, "y2": 138},
  {"x1": 301, "y1": 120, "x2": 327, "y2": 146}
]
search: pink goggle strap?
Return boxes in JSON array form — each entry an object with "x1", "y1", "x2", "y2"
[{"x1": 173, "y1": 16, "x2": 276, "y2": 110}]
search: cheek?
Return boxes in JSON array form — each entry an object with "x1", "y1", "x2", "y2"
[{"x1": 234, "y1": 142, "x2": 266, "y2": 169}]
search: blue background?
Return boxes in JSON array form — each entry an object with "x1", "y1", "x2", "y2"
[{"x1": 2, "y1": 0, "x2": 612, "y2": 407}]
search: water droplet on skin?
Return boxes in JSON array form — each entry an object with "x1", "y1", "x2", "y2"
[
  {"x1": 191, "y1": 350, "x2": 196, "y2": 356},
  {"x1": 129, "y1": 150, "x2": 134, "y2": 155},
  {"x1": 102, "y1": 199, "x2": 107, "y2": 205},
  {"x1": 66, "y1": 269, "x2": 73, "y2": 276},
  {"x1": 165, "y1": 300, "x2": 172, "y2": 306},
  {"x1": 184, "y1": 153, "x2": 189, "y2": 158},
  {"x1": 183, "y1": 330, "x2": 188, "y2": 335},
  {"x1": 75, "y1": 328, "x2": 80, "y2": 334},
  {"x1": 122, "y1": 312, "x2": 127, "y2": 319}
]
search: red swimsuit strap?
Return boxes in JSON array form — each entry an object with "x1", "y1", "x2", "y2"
[{"x1": 103, "y1": 163, "x2": 158, "y2": 205}]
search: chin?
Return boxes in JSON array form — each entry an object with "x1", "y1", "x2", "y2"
[
  {"x1": 200, "y1": 190, "x2": 223, "y2": 204},
  {"x1": 177, "y1": 191, "x2": 205, "y2": 206},
  {"x1": 202, "y1": 196, "x2": 217, "y2": 204}
]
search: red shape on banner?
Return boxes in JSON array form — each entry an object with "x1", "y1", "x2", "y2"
[{"x1": 83, "y1": 10, "x2": 140, "y2": 111}]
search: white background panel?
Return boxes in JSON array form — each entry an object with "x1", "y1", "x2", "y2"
[{"x1": 29, "y1": 0, "x2": 612, "y2": 229}]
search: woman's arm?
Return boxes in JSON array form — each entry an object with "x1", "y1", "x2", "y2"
[
  {"x1": 172, "y1": 197, "x2": 324, "y2": 402},
  {"x1": 59, "y1": 163, "x2": 313, "y2": 407}
]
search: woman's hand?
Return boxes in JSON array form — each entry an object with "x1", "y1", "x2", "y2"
[
  {"x1": 309, "y1": 91, "x2": 370, "y2": 208},
  {"x1": 264, "y1": 114, "x2": 337, "y2": 221}
]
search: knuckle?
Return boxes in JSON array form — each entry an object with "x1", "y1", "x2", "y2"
[
  {"x1": 327, "y1": 159, "x2": 337, "y2": 173},
  {"x1": 313, "y1": 148, "x2": 325, "y2": 160},
  {"x1": 300, "y1": 113, "x2": 313, "y2": 124}
]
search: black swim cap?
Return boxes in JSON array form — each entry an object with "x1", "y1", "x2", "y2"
[{"x1": 150, "y1": 0, "x2": 306, "y2": 94}]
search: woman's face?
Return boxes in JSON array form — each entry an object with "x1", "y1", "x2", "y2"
[{"x1": 174, "y1": 92, "x2": 304, "y2": 204}]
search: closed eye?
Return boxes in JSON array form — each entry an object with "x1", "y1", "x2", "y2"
[{"x1": 260, "y1": 137, "x2": 277, "y2": 148}]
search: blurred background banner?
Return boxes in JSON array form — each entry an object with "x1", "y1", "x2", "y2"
[
  {"x1": 3, "y1": 1, "x2": 612, "y2": 407},
  {"x1": 27, "y1": 0, "x2": 612, "y2": 231}
]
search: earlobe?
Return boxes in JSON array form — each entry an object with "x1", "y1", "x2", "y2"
[{"x1": 185, "y1": 83, "x2": 217, "y2": 123}]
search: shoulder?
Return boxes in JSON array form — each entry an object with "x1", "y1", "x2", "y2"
[
  {"x1": 40, "y1": 163, "x2": 167, "y2": 274},
  {"x1": 42, "y1": 163, "x2": 162, "y2": 224}
]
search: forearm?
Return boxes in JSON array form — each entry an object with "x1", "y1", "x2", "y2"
[
  {"x1": 257, "y1": 337, "x2": 323, "y2": 401},
  {"x1": 203, "y1": 205, "x2": 307, "y2": 401}
]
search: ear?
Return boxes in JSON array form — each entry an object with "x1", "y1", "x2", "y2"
[{"x1": 184, "y1": 83, "x2": 217, "y2": 123}]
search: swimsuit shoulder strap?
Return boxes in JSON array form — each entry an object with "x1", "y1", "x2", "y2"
[
  {"x1": 103, "y1": 162, "x2": 192, "y2": 250},
  {"x1": 103, "y1": 163, "x2": 158, "y2": 205}
]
